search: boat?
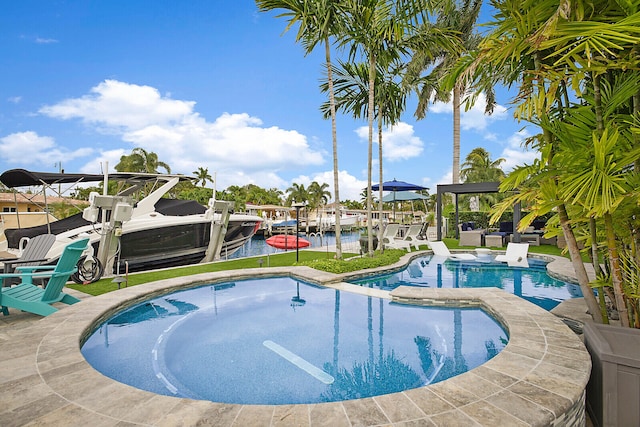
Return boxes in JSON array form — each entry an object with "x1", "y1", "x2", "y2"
[
  {"x1": 318, "y1": 208, "x2": 360, "y2": 231},
  {"x1": 265, "y1": 234, "x2": 310, "y2": 250},
  {"x1": 0, "y1": 169, "x2": 263, "y2": 281}
]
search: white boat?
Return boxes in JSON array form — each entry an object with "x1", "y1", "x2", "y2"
[
  {"x1": 318, "y1": 208, "x2": 360, "y2": 231},
  {"x1": 0, "y1": 169, "x2": 263, "y2": 281}
]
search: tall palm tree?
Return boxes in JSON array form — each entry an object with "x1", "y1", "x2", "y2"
[
  {"x1": 340, "y1": 0, "x2": 429, "y2": 255},
  {"x1": 320, "y1": 59, "x2": 407, "y2": 252},
  {"x1": 256, "y1": 0, "x2": 346, "y2": 259},
  {"x1": 405, "y1": 0, "x2": 485, "y2": 185},
  {"x1": 192, "y1": 167, "x2": 213, "y2": 188}
]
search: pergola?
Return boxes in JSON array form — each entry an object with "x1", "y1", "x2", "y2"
[{"x1": 436, "y1": 182, "x2": 523, "y2": 242}]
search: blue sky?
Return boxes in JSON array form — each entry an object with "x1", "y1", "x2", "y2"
[{"x1": 1, "y1": 1, "x2": 535, "y2": 201}]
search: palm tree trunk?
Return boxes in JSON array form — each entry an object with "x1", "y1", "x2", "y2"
[
  {"x1": 366, "y1": 55, "x2": 376, "y2": 256},
  {"x1": 325, "y1": 41, "x2": 342, "y2": 259},
  {"x1": 604, "y1": 212, "x2": 630, "y2": 327},
  {"x1": 378, "y1": 112, "x2": 384, "y2": 254},
  {"x1": 452, "y1": 84, "x2": 461, "y2": 184},
  {"x1": 558, "y1": 204, "x2": 604, "y2": 322}
]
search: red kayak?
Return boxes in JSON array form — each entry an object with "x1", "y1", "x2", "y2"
[{"x1": 266, "y1": 235, "x2": 311, "y2": 250}]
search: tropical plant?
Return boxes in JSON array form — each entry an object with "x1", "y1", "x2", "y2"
[
  {"x1": 321, "y1": 58, "x2": 408, "y2": 252},
  {"x1": 256, "y1": 0, "x2": 346, "y2": 259},
  {"x1": 285, "y1": 182, "x2": 309, "y2": 206},
  {"x1": 114, "y1": 147, "x2": 171, "y2": 174},
  {"x1": 459, "y1": 147, "x2": 506, "y2": 210},
  {"x1": 192, "y1": 167, "x2": 213, "y2": 187},
  {"x1": 405, "y1": 0, "x2": 484, "y2": 184},
  {"x1": 471, "y1": 0, "x2": 640, "y2": 326},
  {"x1": 339, "y1": 0, "x2": 432, "y2": 255}
]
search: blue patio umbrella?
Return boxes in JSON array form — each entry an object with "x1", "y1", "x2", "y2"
[
  {"x1": 371, "y1": 180, "x2": 429, "y2": 222},
  {"x1": 371, "y1": 179, "x2": 428, "y2": 192},
  {"x1": 381, "y1": 191, "x2": 429, "y2": 222},
  {"x1": 381, "y1": 191, "x2": 428, "y2": 202}
]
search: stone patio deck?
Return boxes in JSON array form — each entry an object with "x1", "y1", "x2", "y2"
[{"x1": 0, "y1": 252, "x2": 592, "y2": 426}]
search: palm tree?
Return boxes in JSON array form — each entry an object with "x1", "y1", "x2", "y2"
[
  {"x1": 192, "y1": 167, "x2": 213, "y2": 188},
  {"x1": 307, "y1": 181, "x2": 331, "y2": 229},
  {"x1": 340, "y1": 0, "x2": 429, "y2": 255},
  {"x1": 460, "y1": 148, "x2": 505, "y2": 183},
  {"x1": 320, "y1": 59, "x2": 407, "y2": 252},
  {"x1": 256, "y1": 0, "x2": 346, "y2": 259},
  {"x1": 115, "y1": 147, "x2": 171, "y2": 174},
  {"x1": 475, "y1": 0, "x2": 640, "y2": 325},
  {"x1": 405, "y1": 0, "x2": 484, "y2": 185},
  {"x1": 460, "y1": 147, "x2": 505, "y2": 211},
  {"x1": 286, "y1": 182, "x2": 308, "y2": 206}
]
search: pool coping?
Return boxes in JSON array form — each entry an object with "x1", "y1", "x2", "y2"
[{"x1": 2, "y1": 251, "x2": 591, "y2": 426}]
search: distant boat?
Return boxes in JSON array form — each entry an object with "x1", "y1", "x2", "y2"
[
  {"x1": 266, "y1": 234, "x2": 310, "y2": 250},
  {"x1": 318, "y1": 210, "x2": 360, "y2": 231}
]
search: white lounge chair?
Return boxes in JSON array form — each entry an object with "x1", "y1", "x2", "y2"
[
  {"x1": 401, "y1": 224, "x2": 424, "y2": 251},
  {"x1": 495, "y1": 242, "x2": 529, "y2": 267},
  {"x1": 427, "y1": 241, "x2": 477, "y2": 260},
  {"x1": 381, "y1": 224, "x2": 412, "y2": 251}
]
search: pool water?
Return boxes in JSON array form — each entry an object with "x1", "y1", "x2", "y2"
[
  {"x1": 81, "y1": 277, "x2": 507, "y2": 405},
  {"x1": 351, "y1": 255, "x2": 582, "y2": 311}
]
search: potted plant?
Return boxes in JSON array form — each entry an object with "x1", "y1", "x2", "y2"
[{"x1": 358, "y1": 229, "x2": 378, "y2": 254}]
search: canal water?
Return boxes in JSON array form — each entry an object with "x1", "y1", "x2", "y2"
[{"x1": 227, "y1": 231, "x2": 362, "y2": 260}]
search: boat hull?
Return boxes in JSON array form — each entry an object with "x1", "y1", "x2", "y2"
[{"x1": 5, "y1": 212, "x2": 262, "y2": 274}]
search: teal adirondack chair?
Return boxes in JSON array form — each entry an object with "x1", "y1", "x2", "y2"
[{"x1": 0, "y1": 238, "x2": 89, "y2": 316}]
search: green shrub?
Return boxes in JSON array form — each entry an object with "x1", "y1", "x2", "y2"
[{"x1": 300, "y1": 249, "x2": 406, "y2": 274}]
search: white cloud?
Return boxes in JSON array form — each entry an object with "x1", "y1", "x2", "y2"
[
  {"x1": 40, "y1": 80, "x2": 194, "y2": 131},
  {"x1": 7, "y1": 96, "x2": 22, "y2": 104},
  {"x1": 499, "y1": 129, "x2": 538, "y2": 171},
  {"x1": 35, "y1": 37, "x2": 58, "y2": 44},
  {"x1": 40, "y1": 80, "x2": 326, "y2": 181},
  {"x1": 79, "y1": 149, "x2": 128, "y2": 175},
  {"x1": 0, "y1": 131, "x2": 93, "y2": 167},
  {"x1": 355, "y1": 121, "x2": 423, "y2": 161},
  {"x1": 430, "y1": 92, "x2": 508, "y2": 132}
]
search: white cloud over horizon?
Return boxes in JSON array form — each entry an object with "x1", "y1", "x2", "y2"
[
  {"x1": 430, "y1": 92, "x2": 508, "y2": 132},
  {"x1": 355, "y1": 121, "x2": 424, "y2": 161},
  {"x1": 36, "y1": 79, "x2": 326, "y2": 187},
  {"x1": 0, "y1": 131, "x2": 93, "y2": 166},
  {"x1": 497, "y1": 128, "x2": 538, "y2": 172}
]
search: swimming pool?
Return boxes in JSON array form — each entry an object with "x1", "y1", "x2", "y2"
[
  {"x1": 81, "y1": 277, "x2": 507, "y2": 405},
  {"x1": 350, "y1": 255, "x2": 582, "y2": 311}
]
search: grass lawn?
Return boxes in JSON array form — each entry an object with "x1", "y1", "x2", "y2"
[{"x1": 67, "y1": 239, "x2": 570, "y2": 296}]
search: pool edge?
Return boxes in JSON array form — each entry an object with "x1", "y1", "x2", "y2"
[{"x1": 21, "y1": 264, "x2": 592, "y2": 426}]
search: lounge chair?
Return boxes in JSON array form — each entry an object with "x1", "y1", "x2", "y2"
[
  {"x1": 1, "y1": 234, "x2": 56, "y2": 286},
  {"x1": 495, "y1": 242, "x2": 529, "y2": 267},
  {"x1": 427, "y1": 241, "x2": 477, "y2": 261},
  {"x1": 0, "y1": 238, "x2": 89, "y2": 316},
  {"x1": 401, "y1": 224, "x2": 424, "y2": 251},
  {"x1": 381, "y1": 224, "x2": 412, "y2": 251}
]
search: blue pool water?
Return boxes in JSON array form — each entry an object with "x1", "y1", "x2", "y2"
[
  {"x1": 351, "y1": 255, "x2": 582, "y2": 311},
  {"x1": 81, "y1": 277, "x2": 507, "y2": 405}
]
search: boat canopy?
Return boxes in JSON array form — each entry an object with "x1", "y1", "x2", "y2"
[{"x1": 0, "y1": 169, "x2": 196, "y2": 188}]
